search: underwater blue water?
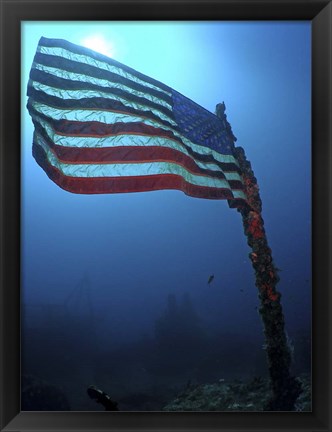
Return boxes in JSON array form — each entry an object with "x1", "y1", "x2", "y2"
[{"x1": 21, "y1": 21, "x2": 311, "y2": 411}]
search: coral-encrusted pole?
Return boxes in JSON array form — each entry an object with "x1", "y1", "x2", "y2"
[{"x1": 216, "y1": 103, "x2": 302, "y2": 410}]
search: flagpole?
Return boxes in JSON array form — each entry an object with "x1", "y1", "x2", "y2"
[{"x1": 216, "y1": 103, "x2": 302, "y2": 410}]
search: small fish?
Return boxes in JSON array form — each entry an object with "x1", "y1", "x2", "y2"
[
  {"x1": 207, "y1": 274, "x2": 214, "y2": 285},
  {"x1": 240, "y1": 289, "x2": 244, "y2": 292}
]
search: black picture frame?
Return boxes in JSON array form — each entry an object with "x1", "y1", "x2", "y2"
[{"x1": 1, "y1": 0, "x2": 331, "y2": 431}]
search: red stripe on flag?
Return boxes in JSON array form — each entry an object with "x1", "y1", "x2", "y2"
[
  {"x1": 38, "y1": 117, "x2": 181, "y2": 140},
  {"x1": 33, "y1": 142, "x2": 240, "y2": 200},
  {"x1": 43, "y1": 139, "x2": 229, "y2": 180},
  {"x1": 34, "y1": 121, "x2": 242, "y2": 177}
]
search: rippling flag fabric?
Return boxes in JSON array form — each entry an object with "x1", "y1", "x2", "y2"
[{"x1": 27, "y1": 37, "x2": 247, "y2": 206}]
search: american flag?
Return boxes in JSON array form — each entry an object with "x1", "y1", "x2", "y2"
[{"x1": 27, "y1": 37, "x2": 247, "y2": 206}]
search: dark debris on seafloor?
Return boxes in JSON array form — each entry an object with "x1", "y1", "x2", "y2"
[{"x1": 162, "y1": 373, "x2": 311, "y2": 412}]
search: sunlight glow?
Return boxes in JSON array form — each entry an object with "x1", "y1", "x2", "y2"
[{"x1": 80, "y1": 34, "x2": 115, "y2": 58}]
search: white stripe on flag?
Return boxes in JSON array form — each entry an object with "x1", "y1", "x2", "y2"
[
  {"x1": 31, "y1": 109, "x2": 241, "y2": 171},
  {"x1": 29, "y1": 79, "x2": 177, "y2": 126},
  {"x1": 34, "y1": 118, "x2": 242, "y2": 181},
  {"x1": 33, "y1": 62, "x2": 172, "y2": 111},
  {"x1": 31, "y1": 99, "x2": 162, "y2": 125},
  {"x1": 38, "y1": 45, "x2": 172, "y2": 97},
  {"x1": 34, "y1": 131, "x2": 246, "y2": 199}
]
